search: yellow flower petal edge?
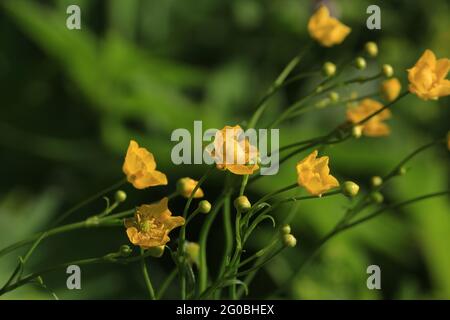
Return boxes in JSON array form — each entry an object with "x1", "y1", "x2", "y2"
[
  {"x1": 346, "y1": 99, "x2": 391, "y2": 137},
  {"x1": 122, "y1": 140, "x2": 168, "y2": 189},
  {"x1": 380, "y1": 78, "x2": 402, "y2": 102},
  {"x1": 212, "y1": 125, "x2": 259, "y2": 175},
  {"x1": 124, "y1": 197, "x2": 185, "y2": 249},
  {"x1": 296, "y1": 150, "x2": 339, "y2": 196},
  {"x1": 408, "y1": 49, "x2": 450, "y2": 100},
  {"x1": 308, "y1": 5, "x2": 351, "y2": 47}
]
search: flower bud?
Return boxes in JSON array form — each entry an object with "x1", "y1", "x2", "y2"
[
  {"x1": 234, "y1": 196, "x2": 252, "y2": 212},
  {"x1": 119, "y1": 245, "x2": 132, "y2": 257},
  {"x1": 355, "y1": 57, "x2": 367, "y2": 70},
  {"x1": 371, "y1": 176, "x2": 383, "y2": 187},
  {"x1": 322, "y1": 62, "x2": 336, "y2": 77},
  {"x1": 281, "y1": 224, "x2": 291, "y2": 235},
  {"x1": 185, "y1": 242, "x2": 200, "y2": 265},
  {"x1": 352, "y1": 125, "x2": 363, "y2": 138},
  {"x1": 146, "y1": 245, "x2": 165, "y2": 258},
  {"x1": 198, "y1": 200, "x2": 211, "y2": 214},
  {"x1": 177, "y1": 177, "x2": 204, "y2": 198},
  {"x1": 115, "y1": 190, "x2": 127, "y2": 203},
  {"x1": 371, "y1": 192, "x2": 384, "y2": 204},
  {"x1": 382, "y1": 64, "x2": 394, "y2": 78},
  {"x1": 329, "y1": 91, "x2": 339, "y2": 103},
  {"x1": 283, "y1": 234, "x2": 297, "y2": 248},
  {"x1": 341, "y1": 181, "x2": 360, "y2": 197},
  {"x1": 365, "y1": 41, "x2": 378, "y2": 57},
  {"x1": 397, "y1": 166, "x2": 407, "y2": 176}
]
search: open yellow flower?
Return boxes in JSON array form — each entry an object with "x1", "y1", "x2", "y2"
[
  {"x1": 347, "y1": 99, "x2": 391, "y2": 137},
  {"x1": 308, "y1": 5, "x2": 351, "y2": 47},
  {"x1": 211, "y1": 125, "x2": 259, "y2": 175},
  {"x1": 296, "y1": 150, "x2": 339, "y2": 196},
  {"x1": 381, "y1": 78, "x2": 402, "y2": 102},
  {"x1": 408, "y1": 49, "x2": 450, "y2": 100},
  {"x1": 177, "y1": 177, "x2": 204, "y2": 198},
  {"x1": 122, "y1": 140, "x2": 168, "y2": 189},
  {"x1": 124, "y1": 198, "x2": 184, "y2": 249}
]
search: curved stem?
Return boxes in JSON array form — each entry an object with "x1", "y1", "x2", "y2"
[{"x1": 140, "y1": 248, "x2": 156, "y2": 300}]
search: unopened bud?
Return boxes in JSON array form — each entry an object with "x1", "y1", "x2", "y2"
[
  {"x1": 382, "y1": 64, "x2": 394, "y2": 78},
  {"x1": 283, "y1": 234, "x2": 297, "y2": 248},
  {"x1": 115, "y1": 190, "x2": 127, "y2": 203},
  {"x1": 185, "y1": 242, "x2": 200, "y2": 265},
  {"x1": 397, "y1": 166, "x2": 407, "y2": 176},
  {"x1": 371, "y1": 176, "x2": 383, "y2": 187},
  {"x1": 281, "y1": 224, "x2": 291, "y2": 235},
  {"x1": 342, "y1": 181, "x2": 360, "y2": 197},
  {"x1": 352, "y1": 125, "x2": 363, "y2": 138},
  {"x1": 198, "y1": 200, "x2": 211, "y2": 214},
  {"x1": 323, "y1": 62, "x2": 336, "y2": 77},
  {"x1": 119, "y1": 245, "x2": 132, "y2": 257},
  {"x1": 371, "y1": 192, "x2": 384, "y2": 204},
  {"x1": 355, "y1": 57, "x2": 367, "y2": 70},
  {"x1": 329, "y1": 91, "x2": 339, "y2": 103},
  {"x1": 146, "y1": 245, "x2": 165, "y2": 258},
  {"x1": 364, "y1": 41, "x2": 378, "y2": 58},
  {"x1": 234, "y1": 196, "x2": 251, "y2": 212}
]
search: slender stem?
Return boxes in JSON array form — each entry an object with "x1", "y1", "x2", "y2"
[
  {"x1": 140, "y1": 248, "x2": 156, "y2": 300},
  {"x1": 156, "y1": 269, "x2": 178, "y2": 299}
]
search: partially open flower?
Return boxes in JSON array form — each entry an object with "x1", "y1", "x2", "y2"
[
  {"x1": 211, "y1": 125, "x2": 259, "y2": 175},
  {"x1": 296, "y1": 150, "x2": 340, "y2": 196},
  {"x1": 124, "y1": 198, "x2": 184, "y2": 249},
  {"x1": 177, "y1": 177, "x2": 204, "y2": 198},
  {"x1": 308, "y1": 5, "x2": 351, "y2": 47},
  {"x1": 408, "y1": 49, "x2": 450, "y2": 100},
  {"x1": 381, "y1": 78, "x2": 402, "y2": 102},
  {"x1": 347, "y1": 99, "x2": 391, "y2": 137},
  {"x1": 122, "y1": 140, "x2": 168, "y2": 189}
]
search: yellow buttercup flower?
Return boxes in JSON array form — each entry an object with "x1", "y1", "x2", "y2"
[
  {"x1": 211, "y1": 125, "x2": 259, "y2": 175},
  {"x1": 347, "y1": 99, "x2": 391, "y2": 137},
  {"x1": 177, "y1": 177, "x2": 204, "y2": 198},
  {"x1": 308, "y1": 5, "x2": 351, "y2": 47},
  {"x1": 296, "y1": 150, "x2": 339, "y2": 196},
  {"x1": 122, "y1": 140, "x2": 168, "y2": 189},
  {"x1": 124, "y1": 198, "x2": 184, "y2": 249},
  {"x1": 381, "y1": 78, "x2": 402, "y2": 102},
  {"x1": 408, "y1": 49, "x2": 450, "y2": 100}
]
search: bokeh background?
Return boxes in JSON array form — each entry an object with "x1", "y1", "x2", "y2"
[{"x1": 0, "y1": 0, "x2": 449, "y2": 299}]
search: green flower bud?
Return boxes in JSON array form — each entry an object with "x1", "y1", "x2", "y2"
[
  {"x1": 382, "y1": 64, "x2": 394, "y2": 78},
  {"x1": 352, "y1": 125, "x2": 363, "y2": 138},
  {"x1": 329, "y1": 91, "x2": 340, "y2": 103},
  {"x1": 397, "y1": 166, "x2": 407, "y2": 176},
  {"x1": 341, "y1": 181, "x2": 360, "y2": 197},
  {"x1": 371, "y1": 176, "x2": 383, "y2": 187},
  {"x1": 119, "y1": 245, "x2": 132, "y2": 257},
  {"x1": 371, "y1": 192, "x2": 384, "y2": 204},
  {"x1": 115, "y1": 190, "x2": 127, "y2": 203},
  {"x1": 198, "y1": 200, "x2": 211, "y2": 214},
  {"x1": 365, "y1": 41, "x2": 378, "y2": 58},
  {"x1": 146, "y1": 245, "x2": 165, "y2": 258},
  {"x1": 323, "y1": 62, "x2": 336, "y2": 77},
  {"x1": 234, "y1": 195, "x2": 251, "y2": 212},
  {"x1": 355, "y1": 57, "x2": 367, "y2": 70},
  {"x1": 185, "y1": 242, "x2": 200, "y2": 265},
  {"x1": 283, "y1": 234, "x2": 297, "y2": 248},
  {"x1": 281, "y1": 224, "x2": 291, "y2": 235}
]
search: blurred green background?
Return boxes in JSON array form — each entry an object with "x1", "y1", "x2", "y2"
[{"x1": 0, "y1": 0, "x2": 449, "y2": 299}]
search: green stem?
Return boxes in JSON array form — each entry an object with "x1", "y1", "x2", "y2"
[
  {"x1": 156, "y1": 268, "x2": 178, "y2": 299},
  {"x1": 140, "y1": 248, "x2": 156, "y2": 300}
]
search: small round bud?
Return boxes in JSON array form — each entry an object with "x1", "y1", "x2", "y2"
[
  {"x1": 371, "y1": 192, "x2": 384, "y2": 204},
  {"x1": 397, "y1": 166, "x2": 407, "y2": 176},
  {"x1": 329, "y1": 91, "x2": 339, "y2": 103},
  {"x1": 315, "y1": 85, "x2": 324, "y2": 93},
  {"x1": 185, "y1": 242, "x2": 200, "y2": 265},
  {"x1": 371, "y1": 176, "x2": 383, "y2": 187},
  {"x1": 119, "y1": 245, "x2": 132, "y2": 257},
  {"x1": 352, "y1": 125, "x2": 363, "y2": 138},
  {"x1": 283, "y1": 234, "x2": 297, "y2": 248},
  {"x1": 341, "y1": 181, "x2": 360, "y2": 197},
  {"x1": 115, "y1": 190, "x2": 127, "y2": 203},
  {"x1": 146, "y1": 245, "x2": 165, "y2": 258},
  {"x1": 234, "y1": 196, "x2": 251, "y2": 212},
  {"x1": 322, "y1": 62, "x2": 336, "y2": 77},
  {"x1": 198, "y1": 200, "x2": 211, "y2": 214},
  {"x1": 382, "y1": 64, "x2": 394, "y2": 78},
  {"x1": 281, "y1": 224, "x2": 291, "y2": 235},
  {"x1": 364, "y1": 41, "x2": 378, "y2": 58},
  {"x1": 355, "y1": 57, "x2": 367, "y2": 70}
]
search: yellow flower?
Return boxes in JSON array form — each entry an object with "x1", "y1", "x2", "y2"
[
  {"x1": 408, "y1": 49, "x2": 450, "y2": 100},
  {"x1": 211, "y1": 125, "x2": 259, "y2": 175},
  {"x1": 380, "y1": 78, "x2": 402, "y2": 102},
  {"x1": 296, "y1": 150, "x2": 339, "y2": 196},
  {"x1": 346, "y1": 99, "x2": 391, "y2": 137},
  {"x1": 124, "y1": 198, "x2": 184, "y2": 249},
  {"x1": 122, "y1": 140, "x2": 167, "y2": 189},
  {"x1": 177, "y1": 177, "x2": 204, "y2": 198},
  {"x1": 447, "y1": 132, "x2": 450, "y2": 151},
  {"x1": 308, "y1": 5, "x2": 351, "y2": 47}
]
